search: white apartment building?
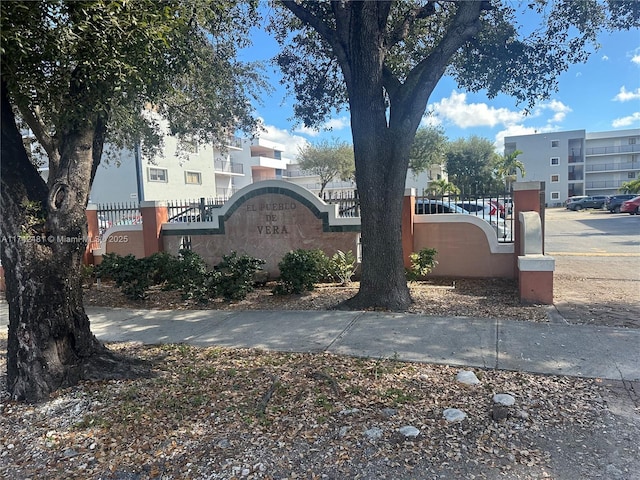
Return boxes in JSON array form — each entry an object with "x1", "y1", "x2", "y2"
[
  {"x1": 86, "y1": 130, "x2": 447, "y2": 205},
  {"x1": 89, "y1": 132, "x2": 243, "y2": 205},
  {"x1": 504, "y1": 128, "x2": 640, "y2": 207}
]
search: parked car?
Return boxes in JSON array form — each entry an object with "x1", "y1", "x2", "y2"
[
  {"x1": 477, "y1": 198, "x2": 507, "y2": 218},
  {"x1": 620, "y1": 195, "x2": 640, "y2": 215},
  {"x1": 97, "y1": 215, "x2": 111, "y2": 234},
  {"x1": 416, "y1": 199, "x2": 511, "y2": 239},
  {"x1": 605, "y1": 194, "x2": 637, "y2": 213},
  {"x1": 565, "y1": 195, "x2": 589, "y2": 208},
  {"x1": 566, "y1": 195, "x2": 606, "y2": 211},
  {"x1": 169, "y1": 205, "x2": 219, "y2": 223}
]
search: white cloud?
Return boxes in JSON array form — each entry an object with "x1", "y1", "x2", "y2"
[
  {"x1": 429, "y1": 91, "x2": 523, "y2": 128},
  {"x1": 612, "y1": 112, "x2": 640, "y2": 128},
  {"x1": 613, "y1": 86, "x2": 640, "y2": 102},
  {"x1": 601, "y1": 55, "x2": 609, "y2": 61},
  {"x1": 534, "y1": 100, "x2": 572, "y2": 123},
  {"x1": 633, "y1": 55, "x2": 640, "y2": 65},
  {"x1": 494, "y1": 124, "x2": 556, "y2": 152},
  {"x1": 631, "y1": 47, "x2": 640, "y2": 65},
  {"x1": 293, "y1": 124, "x2": 322, "y2": 137},
  {"x1": 323, "y1": 116, "x2": 351, "y2": 131},
  {"x1": 293, "y1": 116, "x2": 351, "y2": 137},
  {"x1": 255, "y1": 120, "x2": 309, "y2": 156}
]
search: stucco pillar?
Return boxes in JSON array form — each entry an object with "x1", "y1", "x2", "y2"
[
  {"x1": 513, "y1": 181, "x2": 545, "y2": 257},
  {"x1": 517, "y1": 211, "x2": 555, "y2": 305},
  {"x1": 140, "y1": 201, "x2": 168, "y2": 257},
  {"x1": 402, "y1": 188, "x2": 416, "y2": 268},
  {"x1": 84, "y1": 204, "x2": 99, "y2": 265}
]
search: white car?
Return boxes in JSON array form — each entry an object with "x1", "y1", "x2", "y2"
[
  {"x1": 415, "y1": 199, "x2": 511, "y2": 240},
  {"x1": 456, "y1": 201, "x2": 511, "y2": 239},
  {"x1": 97, "y1": 215, "x2": 111, "y2": 234}
]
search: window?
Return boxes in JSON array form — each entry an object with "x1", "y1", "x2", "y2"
[
  {"x1": 629, "y1": 172, "x2": 636, "y2": 179},
  {"x1": 630, "y1": 138, "x2": 637, "y2": 145},
  {"x1": 185, "y1": 171, "x2": 202, "y2": 185},
  {"x1": 148, "y1": 167, "x2": 168, "y2": 182},
  {"x1": 551, "y1": 192, "x2": 560, "y2": 200},
  {"x1": 550, "y1": 157, "x2": 560, "y2": 166},
  {"x1": 551, "y1": 140, "x2": 559, "y2": 148},
  {"x1": 551, "y1": 175, "x2": 559, "y2": 183}
]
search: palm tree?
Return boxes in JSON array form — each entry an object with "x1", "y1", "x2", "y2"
[
  {"x1": 425, "y1": 178, "x2": 460, "y2": 197},
  {"x1": 620, "y1": 178, "x2": 640, "y2": 194},
  {"x1": 495, "y1": 150, "x2": 525, "y2": 191}
]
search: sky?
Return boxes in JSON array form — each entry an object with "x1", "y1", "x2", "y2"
[{"x1": 238, "y1": 7, "x2": 640, "y2": 159}]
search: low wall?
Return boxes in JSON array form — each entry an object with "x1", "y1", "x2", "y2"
[
  {"x1": 161, "y1": 181, "x2": 361, "y2": 277},
  {"x1": 87, "y1": 181, "x2": 553, "y2": 300},
  {"x1": 92, "y1": 225, "x2": 145, "y2": 262},
  {"x1": 413, "y1": 215, "x2": 515, "y2": 278}
]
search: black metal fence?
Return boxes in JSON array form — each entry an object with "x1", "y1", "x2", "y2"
[
  {"x1": 95, "y1": 185, "x2": 514, "y2": 242},
  {"x1": 322, "y1": 190, "x2": 360, "y2": 218},
  {"x1": 95, "y1": 201, "x2": 141, "y2": 232},
  {"x1": 166, "y1": 197, "x2": 225, "y2": 223},
  {"x1": 415, "y1": 186, "x2": 514, "y2": 242}
]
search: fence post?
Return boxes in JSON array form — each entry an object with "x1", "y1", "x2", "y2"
[
  {"x1": 140, "y1": 201, "x2": 168, "y2": 257},
  {"x1": 402, "y1": 188, "x2": 416, "y2": 268},
  {"x1": 513, "y1": 182, "x2": 554, "y2": 305},
  {"x1": 513, "y1": 181, "x2": 546, "y2": 258},
  {"x1": 85, "y1": 204, "x2": 100, "y2": 265}
]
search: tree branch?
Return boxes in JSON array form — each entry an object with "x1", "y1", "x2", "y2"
[
  {"x1": 16, "y1": 103, "x2": 60, "y2": 172},
  {"x1": 281, "y1": 1, "x2": 351, "y2": 79},
  {"x1": 385, "y1": 2, "x2": 436, "y2": 48},
  {"x1": 391, "y1": 2, "x2": 486, "y2": 128}
]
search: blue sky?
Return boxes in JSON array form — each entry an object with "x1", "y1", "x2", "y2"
[{"x1": 239, "y1": 11, "x2": 640, "y2": 158}]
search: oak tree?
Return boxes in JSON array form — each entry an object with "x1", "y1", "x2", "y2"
[
  {"x1": 272, "y1": 0, "x2": 638, "y2": 310},
  {"x1": 1, "y1": 0, "x2": 261, "y2": 401}
]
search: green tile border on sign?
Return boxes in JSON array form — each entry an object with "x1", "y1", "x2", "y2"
[{"x1": 162, "y1": 186, "x2": 361, "y2": 237}]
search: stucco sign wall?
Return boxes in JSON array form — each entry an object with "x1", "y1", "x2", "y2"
[{"x1": 162, "y1": 181, "x2": 361, "y2": 276}]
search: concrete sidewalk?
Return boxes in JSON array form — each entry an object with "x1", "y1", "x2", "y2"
[{"x1": 2, "y1": 304, "x2": 630, "y2": 382}]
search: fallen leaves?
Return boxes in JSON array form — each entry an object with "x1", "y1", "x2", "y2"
[{"x1": 0, "y1": 343, "x2": 613, "y2": 479}]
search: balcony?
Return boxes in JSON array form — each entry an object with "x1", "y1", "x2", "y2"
[
  {"x1": 282, "y1": 169, "x2": 315, "y2": 178},
  {"x1": 214, "y1": 159, "x2": 244, "y2": 175},
  {"x1": 586, "y1": 144, "x2": 640, "y2": 156},
  {"x1": 215, "y1": 187, "x2": 237, "y2": 199},
  {"x1": 585, "y1": 180, "x2": 627, "y2": 189},
  {"x1": 224, "y1": 136, "x2": 243, "y2": 150},
  {"x1": 586, "y1": 162, "x2": 638, "y2": 173}
]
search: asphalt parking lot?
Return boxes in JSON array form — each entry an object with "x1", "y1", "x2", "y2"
[{"x1": 544, "y1": 207, "x2": 640, "y2": 280}]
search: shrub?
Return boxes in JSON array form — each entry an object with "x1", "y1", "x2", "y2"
[
  {"x1": 274, "y1": 249, "x2": 330, "y2": 295},
  {"x1": 95, "y1": 253, "x2": 152, "y2": 300},
  {"x1": 215, "y1": 251, "x2": 266, "y2": 301},
  {"x1": 407, "y1": 247, "x2": 438, "y2": 281},
  {"x1": 329, "y1": 250, "x2": 357, "y2": 285}
]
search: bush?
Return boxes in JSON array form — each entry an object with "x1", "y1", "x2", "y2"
[
  {"x1": 407, "y1": 247, "x2": 438, "y2": 281},
  {"x1": 95, "y1": 250, "x2": 266, "y2": 303},
  {"x1": 329, "y1": 250, "x2": 357, "y2": 285},
  {"x1": 95, "y1": 253, "x2": 152, "y2": 300},
  {"x1": 274, "y1": 249, "x2": 330, "y2": 295},
  {"x1": 215, "y1": 251, "x2": 266, "y2": 301}
]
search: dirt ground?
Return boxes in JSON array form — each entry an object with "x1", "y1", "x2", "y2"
[{"x1": 554, "y1": 273, "x2": 640, "y2": 328}]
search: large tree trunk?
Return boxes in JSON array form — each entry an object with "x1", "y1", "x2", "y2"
[
  {"x1": 339, "y1": 2, "x2": 413, "y2": 311},
  {"x1": 344, "y1": 128, "x2": 413, "y2": 311},
  {"x1": 1, "y1": 82, "x2": 143, "y2": 402}
]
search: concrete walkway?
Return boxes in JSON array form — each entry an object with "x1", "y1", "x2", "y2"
[{"x1": 3, "y1": 303, "x2": 635, "y2": 382}]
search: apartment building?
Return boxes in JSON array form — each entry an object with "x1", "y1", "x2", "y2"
[
  {"x1": 89, "y1": 131, "x2": 244, "y2": 205},
  {"x1": 504, "y1": 128, "x2": 640, "y2": 206},
  {"x1": 230, "y1": 137, "x2": 294, "y2": 191}
]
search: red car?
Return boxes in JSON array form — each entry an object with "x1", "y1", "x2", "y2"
[{"x1": 620, "y1": 195, "x2": 640, "y2": 214}]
